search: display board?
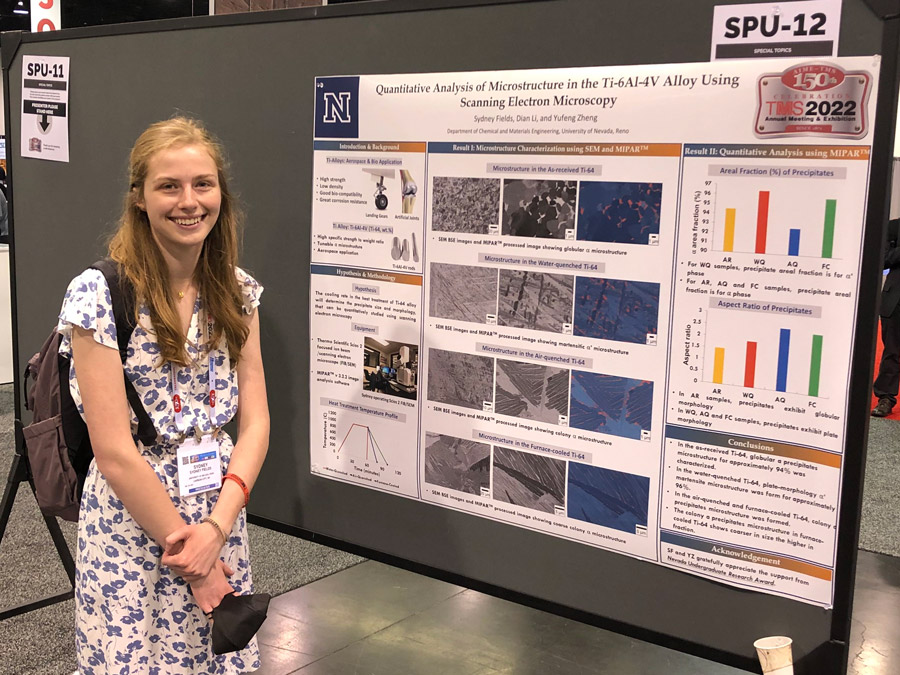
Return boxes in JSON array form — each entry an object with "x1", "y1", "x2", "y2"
[
  {"x1": 5, "y1": 1, "x2": 897, "y2": 673},
  {"x1": 308, "y1": 57, "x2": 879, "y2": 611}
]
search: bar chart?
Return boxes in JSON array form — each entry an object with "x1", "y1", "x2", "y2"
[
  {"x1": 703, "y1": 312, "x2": 826, "y2": 397},
  {"x1": 715, "y1": 188, "x2": 839, "y2": 258}
]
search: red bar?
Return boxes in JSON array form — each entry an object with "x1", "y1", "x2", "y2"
[
  {"x1": 755, "y1": 191, "x2": 769, "y2": 254},
  {"x1": 744, "y1": 342, "x2": 757, "y2": 388}
]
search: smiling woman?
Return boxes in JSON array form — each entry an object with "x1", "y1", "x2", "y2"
[{"x1": 56, "y1": 117, "x2": 270, "y2": 674}]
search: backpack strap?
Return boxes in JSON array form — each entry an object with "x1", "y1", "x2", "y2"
[{"x1": 90, "y1": 259, "x2": 157, "y2": 447}]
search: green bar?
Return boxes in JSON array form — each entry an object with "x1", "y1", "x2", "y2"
[
  {"x1": 809, "y1": 334, "x2": 823, "y2": 397},
  {"x1": 822, "y1": 199, "x2": 836, "y2": 258}
]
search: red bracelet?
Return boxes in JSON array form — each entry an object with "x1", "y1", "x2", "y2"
[{"x1": 222, "y1": 473, "x2": 250, "y2": 507}]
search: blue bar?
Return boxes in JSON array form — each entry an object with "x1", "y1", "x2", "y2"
[
  {"x1": 776, "y1": 329, "x2": 790, "y2": 392},
  {"x1": 788, "y1": 229, "x2": 800, "y2": 256}
]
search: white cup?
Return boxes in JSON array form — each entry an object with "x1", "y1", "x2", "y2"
[{"x1": 753, "y1": 636, "x2": 793, "y2": 675}]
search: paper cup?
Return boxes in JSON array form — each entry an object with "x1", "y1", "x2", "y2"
[{"x1": 753, "y1": 636, "x2": 793, "y2": 675}]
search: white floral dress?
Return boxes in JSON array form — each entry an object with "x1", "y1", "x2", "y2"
[{"x1": 57, "y1": 267, "x2": 263, "y2": 675}]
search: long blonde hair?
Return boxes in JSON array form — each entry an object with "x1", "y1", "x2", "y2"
[{"x1": 109, "y1": 117, "x2": 249, "y2": 365}]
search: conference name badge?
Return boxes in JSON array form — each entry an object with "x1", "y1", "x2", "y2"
[
  {"x1": 176, "y1": 436, "x2": 221, "y2": 497},
  {"x1": 754, "y1": 61, "x2": 871, "y2": 139}
]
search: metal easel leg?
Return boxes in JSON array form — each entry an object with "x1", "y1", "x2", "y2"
[{"x1": 0, "y1": 421, "x2": 75, "y2": 620}]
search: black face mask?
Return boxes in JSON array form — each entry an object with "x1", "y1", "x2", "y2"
[{"x1": 211, "y1": 592, "x2": 272, "y2": 655}]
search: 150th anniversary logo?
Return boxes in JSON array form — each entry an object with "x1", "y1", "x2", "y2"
[{"x1": 754, "y1": 62, "x2": 871, "y2": 139}]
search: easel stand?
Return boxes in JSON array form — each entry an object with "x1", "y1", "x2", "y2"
[{"x1": 0, "y1": 421, "x2": 75, "y2": 620}]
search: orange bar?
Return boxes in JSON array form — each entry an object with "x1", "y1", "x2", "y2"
[
  {"x1": 713, "y1": 348, "x2": 725, "y2": 384},
  {"x1": 724, "y1": 209, "x2": 736, "y2": 252}
]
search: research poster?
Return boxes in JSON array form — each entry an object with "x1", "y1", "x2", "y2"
[{"x1": 309, "y1": 56, "x2": 879, "y2": 608}]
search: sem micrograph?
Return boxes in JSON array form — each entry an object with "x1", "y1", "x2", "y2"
[
  {"x1": 426, "y1": 348, "x2": 495, "y2": 411},
  {"x1": 569, "y1": 371, "x2": 652, "y2": 440},
  {"x1": 577, "y1": 182, "x2": 662, "y2": 245},
  {"x1": 497, "y1": 269, "x2": 573, "y2": 333},
  {"x1": 567, "y1": 462, "x2": 650, "y2": 534},
  {"x1": 431, "y1": 177, "x2": 501, "y2": 234},
  {"x1": 573, "y1": 277, "x2": 659, "y2": 344},
  {"x1": 430, "y1": 263, "x2": 498, "y2": 324},
  {"x1": 424, "y1": 432, "x2": 491, "y2": 495},
  {"x1": 502, "y1": 179, "x2": 578, "y2": 238},
  {"x1": 492, "y1": 445, "x2": 566, "y2": 513},
  {"x1": 494, "y1": 359, "x2": 569, "y2": 424}
]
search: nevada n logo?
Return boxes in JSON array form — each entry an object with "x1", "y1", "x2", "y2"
[
  {"x1": 323, "y1": 91, "x2": 352, "y2": 124},
  {"x1": 315, "y1": 77, "x2": 359, "y2": 139}
]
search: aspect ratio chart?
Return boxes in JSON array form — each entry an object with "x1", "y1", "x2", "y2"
[
  {"x1": 311, "y1": 141, "x2": 426, "y2": 274},
  {"x1": 668, "y1": 145, "x2": 871, "y2": 453}
]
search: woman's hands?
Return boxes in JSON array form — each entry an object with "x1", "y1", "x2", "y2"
[
  {"x1": 164, "y1": 522, "x2": 236, "y2": 613},
  {"x1": 189, "y1": 560, "x2": 235, "y2": 614},
  {"x1": 162, "y1": 522, "x2": 225, "y2": 582}
]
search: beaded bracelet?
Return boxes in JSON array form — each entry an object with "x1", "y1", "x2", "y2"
[
  {"x1": 201, "y1": 515, "x2": 228, "y2": 545},
  {"x1": 223, "y1": 472, "x2": 250, "y2": 508}
]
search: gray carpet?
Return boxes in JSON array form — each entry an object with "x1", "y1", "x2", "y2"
[
  {"x1": 858, "y1": 417, "x2": 900, "y2": 556},
  {"x1": 0, "y1": 384, "x2": 362, "y2": 675}
]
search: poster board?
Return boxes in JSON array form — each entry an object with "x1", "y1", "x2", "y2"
[{"x1": 4, "y1": 1, "x2": 897, "y2": 672}]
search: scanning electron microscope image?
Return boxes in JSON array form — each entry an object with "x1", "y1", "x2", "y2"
[
  {"x1": 494, "y1": 359, "x2": 569, "y2": 424},
  {"x1": 569, "y1": 371, "x2": 653, "y2": 440},
  {"x1": 430, "y1": 262, "x2": 498, "y2": 324},
  {"x1": 576, "y1": 181, "x2": 662, "y2": 245},
  {"x1": 431, "y1": 176, "x2": 501, "y2": 234},
  {"x1": 573, "y1": 277, "x2": 659, "y2": 344},
  {"x1": 502, "y1": 179, "x2": 578, "y2": 238},
  {"x1": 426, "y1": 348, "x2": 495, "y2": 411},
  {"x1": 424, "y1": 432, "x2": 491, "y2": 495},
  {"x1": 567, "y1": 463, "x2": 651, "y2": 534},
  {"x1": 492, "y1": 445, "x2": 566, "y2": 514},
  {"x1": 498, "y1": 269, "x2": 573, "y2": 333}
]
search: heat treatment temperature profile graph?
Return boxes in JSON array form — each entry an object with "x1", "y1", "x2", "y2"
[
  {"x1": 337, "y1": 423, "x2": 389, "y2": 465},
  {"x1": 699, "y1": 308, "x2": 826, "y2": 398}
]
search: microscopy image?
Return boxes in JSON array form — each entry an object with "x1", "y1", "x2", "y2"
[
  {"x1": 492, "y1": 446, "x2": 566, "y2": 513},
  {"x1": 502, "y1": 179, "x2": 578, "y2": 238},
  {"x1": 577, "y1": 182, "x2": 662, "y2": 245},
  {"x1": 573, "y1": 277, "x2": 659, "y2": 344},
  {"x1": 427, "y1": 348, "x2": 495, "y2": 410},
  {"x1": 494, "y1": 359, "x2": 569, "y2": 424},
  {"x1": 430, "y1": 263, "x2": 498, "y2": 323},
  {"x1": 431, "y1": 177, "x2": 501, "y2": 234},
  {"x1": 497, "y1": 269, "x2": 573, "y2": 333},
  {"x1": 424, "y1": 432, "x2": 491, "y2": 495},
  {"x1": 567, "y1": 463, "x2": 650, "y2": 534},
  {"x1": 569, "y1": 371, "x2": 652, "y2": 439}
]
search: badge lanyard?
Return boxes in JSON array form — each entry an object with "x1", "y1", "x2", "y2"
[{"x1": 169, "y1": 307, "x2": 217, "y2": 438}]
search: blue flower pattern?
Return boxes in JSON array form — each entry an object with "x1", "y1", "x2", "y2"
[{"x1": 57, "y1": 267, "x2": 263, "y2": 674}]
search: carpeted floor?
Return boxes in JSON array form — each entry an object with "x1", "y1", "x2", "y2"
[
  {"x1": 858, "y1": 416, "x2": 900, "y2": 556},
  {"x1": 0, "y1": 384, "x2": 363, "y2": 675}
]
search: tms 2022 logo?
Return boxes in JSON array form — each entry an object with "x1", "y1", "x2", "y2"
[{"x1": 315, "y1": 76, "x2": 359, "y2": 139}]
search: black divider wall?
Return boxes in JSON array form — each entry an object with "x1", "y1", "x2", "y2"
[{"x1": 5, "y1": 1, "x2": 897, "y2": 672}]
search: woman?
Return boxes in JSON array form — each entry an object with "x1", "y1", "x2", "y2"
[{"x1": 58, "y1": 117, "x2": 269, "y2": 673}]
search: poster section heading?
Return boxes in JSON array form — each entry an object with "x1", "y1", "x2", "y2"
[{"x1": 309, "y1": 56, "x2": 878, "y2": 609}]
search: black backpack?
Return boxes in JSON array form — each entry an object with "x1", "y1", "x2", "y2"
[{"x1": 23, "y1": 259, "x2": 156, "y2": 521}]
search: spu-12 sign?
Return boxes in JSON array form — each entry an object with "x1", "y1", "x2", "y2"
[{"x1": 711, "y1": 0, "x2": 841, "y2": 60}]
